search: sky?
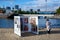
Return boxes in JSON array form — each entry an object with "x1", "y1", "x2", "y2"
[{"x1": 0, "y1": 0, "x2": 60, "y2": 11}]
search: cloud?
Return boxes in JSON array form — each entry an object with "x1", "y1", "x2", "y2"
[{"x1": 20, "y1": 0, "x2": 60, "y2": 11}]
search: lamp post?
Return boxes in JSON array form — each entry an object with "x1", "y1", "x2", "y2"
[{"x1": 45, "y1": 0, "x2": 47, "y2": 12}]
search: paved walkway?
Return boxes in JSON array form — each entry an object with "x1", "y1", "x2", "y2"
[{"x1": 0, "y1": 28, "x2": 60, "y2": 40}]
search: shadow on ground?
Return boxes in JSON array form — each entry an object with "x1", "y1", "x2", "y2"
[
  {"x1": 21, "y1": 32, "x2": 36, "y2": 37},
  {"x1": 21, "y1": 30, "x2": 60, "y2": 37},
  {"x1": 50, "y1": 30, "x2": 60, "y2": 34},
  {"x1": 39, "y1": 30, "x2": 60, "y2": 34}
]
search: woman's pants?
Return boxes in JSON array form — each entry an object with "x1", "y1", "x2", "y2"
[{"x1": 47, "y1": 29, "x2": 51, "y2": 34}]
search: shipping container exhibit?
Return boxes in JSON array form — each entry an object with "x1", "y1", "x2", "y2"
[{"x1": 14, "y1": 16, "x2": 39, "y2": 36}]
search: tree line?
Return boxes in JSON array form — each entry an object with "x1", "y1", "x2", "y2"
[
  {"x1": 0, "y1": 7, "x2": 60, "y2": 14},
  {"x1": 13, "y1": 8, "x2": 40, "y2": 14}
]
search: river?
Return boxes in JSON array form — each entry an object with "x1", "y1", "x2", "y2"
[
  {"x1": 0, "y1": 18, "x2": 14, "y2": 28},
  {"x1": 0, "y1": 18, "x2": 60, "y2": 28}
]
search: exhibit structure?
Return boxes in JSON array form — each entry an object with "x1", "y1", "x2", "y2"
[
  {"x1": 14, "y1": 14, "x2": 54, "y2": 36},
  {"x1": 14, "y1": 16, "x2": 39, "y2": 36}
]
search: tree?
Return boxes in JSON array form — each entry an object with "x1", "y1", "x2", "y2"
[
  {"x1": 37, "y1": 9, "x2": 40, "y2": 12},
  {"x1": 56, "y1": 7, "x2": 60, "y2": 14},
  {"x1": 30, "y1": 9, "x2": 33, "y2": 14},
  {"x1": 14, "y1": 10, "x2": 17, "y2": 13},
  {"x1": 0, "y1": 7, "x2": 6, "y2": 13},
  {"x1": 18, "y1": 8, "x2": 28, "y2": 14},
  {"x1": 18, "y1": 8, "x2": 21, "y2": 13},
  {"x1": 37, "y1": 9, "x2": 40, "y2": 14},
  {"x1": 35, "y1": 11, "x2": 37, "y2": 14},
  {"x1": 26, "y1": 11, "x2": 30, "y2": 14},
  {"x1": 12, "y1": 7, "x2": 14, "y2": 12}
]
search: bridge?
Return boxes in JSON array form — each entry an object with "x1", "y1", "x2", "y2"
[
  {"x1": 0, "y1": 11, "x2": 56, "y2": 18},
  {"x1": 0, "y1": 13, "x2": 14, "y2": 18},
  {"x1": 37, "y1": 11, "x2": 56, "y2": 14}
]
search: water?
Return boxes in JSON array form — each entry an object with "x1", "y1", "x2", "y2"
[
  {"x1": 0, "y1": 18, "x2": 14, "y2": 28},
  {"x1": 0, "y1": 18, "x2": 60, "y2": 28},
  {"x1": 38, "y1": 19, "x2": 60, "y2": 28}
]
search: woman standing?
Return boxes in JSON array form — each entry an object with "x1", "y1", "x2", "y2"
[{"x1": 46, "y1": 19, "x2": 51, "y2": 34}]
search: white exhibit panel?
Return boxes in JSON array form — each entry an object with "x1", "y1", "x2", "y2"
[
  {"x1": 14, "y1": 16, "x2": 21, "y2": 36},
  {"x1": 29, "y1": 16, "x2": 39, "y2": 34}
]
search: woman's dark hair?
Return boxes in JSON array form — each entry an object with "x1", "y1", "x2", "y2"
[
  {"x1": 44, "y1": 16, "x2": 47, "y2": 19},
  {"x1": 46, "y1": 19, "x2": 49, "y2": 21}
]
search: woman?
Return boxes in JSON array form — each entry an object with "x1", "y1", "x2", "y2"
[{"x1": 46, "y1": 19, "x2": 51, "y2": 34}]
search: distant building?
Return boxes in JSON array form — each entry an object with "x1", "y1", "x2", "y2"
[
  {"x1": 15, "y1": 5, "x2": 19, "y2": 10},
  {"x1": 5, "y1": 6, "x2": 12, "y2": 15},
  {"x1": 6, "y1": 6, "x2": 11, "y2": 10}
]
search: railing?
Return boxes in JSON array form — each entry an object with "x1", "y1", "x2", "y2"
[{"x1": 37, "y1": 11, "x2": 56, "y2": 14}]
